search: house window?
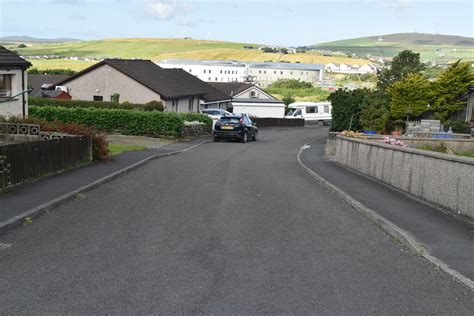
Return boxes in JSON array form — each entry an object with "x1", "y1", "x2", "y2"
[
  {"x1": 215, "y1": 77, "x2": 218, "y2": 81},
  {"x1": 93, "y1": 95, "x2": 103, "y2": 101},
  {"x1": 172, "y1": 100, "x2": 178, "y2": 112},
  {"x1": 274, "y1": 71, "x2": 276, "y2": 74},
  {"x1": 290, "y1": 72, "x2": 293, "y2": 75},
  {"x1": 0, "y1": 74, "x2": 13, "y2": 97},
  {"x1": 264, "y1": 70, "x2": 266, "y2": 74},
  {"x1": 220, "y1": 70, "x2": 223, "y2": 74},
  {"x1": 209, "y1": 70, "x2": 212, "y2": 74},
  {"x1": 208, "y1": 77, "x2": 211, "y2": 81},
  {"x1": 188, "y1": 97, "x2": 194, "y2": 112},
  {"x1": 250, "y1": 91, "x2": 258, "y2": 98},
  {"x1": 280, "y1": 71, "x2": 283, "y2": 75},
  {"x1": 259, "y1": 70, "x2": 261, "y2": 74},
  {"x1": 189, "y1": 69, "x2": 192, "y2": 73},
  {"x1": 203, "y1": 70, "x2": 206, "y2": 73}
]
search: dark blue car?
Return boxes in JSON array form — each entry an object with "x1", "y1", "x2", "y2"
[{"x1": 213, "y1": 114, "x2": 258, "y2": 143}]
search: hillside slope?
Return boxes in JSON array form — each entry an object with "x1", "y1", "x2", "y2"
[
  {"x1": 14, "y1": 38, "x2": 371, "y2": 71},
  {"x1": 310, "y1": 33, "x2": 474, "y2": 61}
]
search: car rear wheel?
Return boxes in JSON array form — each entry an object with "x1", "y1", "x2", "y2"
[
  {"x1": 252, "y1": 131, "x2": 258, "y2": 141},
  {"x1": 241, "y1": 131, "x2": 248, "y2": 143}
]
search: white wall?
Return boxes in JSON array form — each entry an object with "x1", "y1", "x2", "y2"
[
  {"x1": 0, "y1": 69, "x2": 27, "y2": 118},
  {"x1": 232, "y1": 104, "x2": 285, "y2": 118},
  {"x1": 159, "y1": 63, "x2": 247, "y2": 83}
]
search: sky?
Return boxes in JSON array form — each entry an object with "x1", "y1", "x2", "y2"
[{"x1": 0, "y1": 0, "x2": 472, "y2": 46}]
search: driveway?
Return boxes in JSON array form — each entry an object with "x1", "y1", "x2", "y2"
[{"x1": 0, "y1": 128, "x2": 472, "y2": 314}]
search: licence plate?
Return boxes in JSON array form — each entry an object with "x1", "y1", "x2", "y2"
[{"x1": 221, "y1": 126, "x2": 234, "y2": 130}]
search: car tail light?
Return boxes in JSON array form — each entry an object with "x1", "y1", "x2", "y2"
[{"x1": 239, "y1": 118, "x2": 243, "y2": 125}]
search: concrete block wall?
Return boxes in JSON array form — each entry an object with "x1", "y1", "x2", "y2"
[{"x1": 335, "y1": 136, "x2": 474, "y2": 219}]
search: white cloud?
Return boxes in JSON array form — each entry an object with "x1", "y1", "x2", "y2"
[{"x1": 145, "y1": 1, "x2": 182, "y2": 20}]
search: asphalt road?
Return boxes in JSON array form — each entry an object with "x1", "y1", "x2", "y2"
[{"x1": 0, "y1": 128, "x2": 472, "y2": 314}]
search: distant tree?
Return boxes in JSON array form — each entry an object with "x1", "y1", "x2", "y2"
[
  {"x1": 282, "y1": 95, "x2": 295, "y2": 106},
  {"x1": 262, "y1": 47, "x2": 275, "y2": 53},
  {"x1": 17, "y1": 44, "x2": 27, "y2": 48},
  {"x1": 388, "y1": 73, "x2": 433, "y2": 121},
  {"x1": 280, "y1": 48, "x2": 288, "y2": 54},
  {"x1": 377, "y1": 50, "x2": 425, "y2": 92},
  {"x1": 327, "y1": 88, "x2": 369, "y2": 131},
  {"x1": 268, "y1": 79, "x2": 313, "y2": 89},
  {"x1": 431, "y1": 60, "x2": 474, "y2": 122}
]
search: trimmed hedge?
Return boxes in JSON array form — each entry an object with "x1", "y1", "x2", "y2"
[
  {"x1": 28, "y1": 97, "x2": 163, "y2": 111},
  {"x1": 29, "y1": 106, "x2": 212, "y2": 137}
]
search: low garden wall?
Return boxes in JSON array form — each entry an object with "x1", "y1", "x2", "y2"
[
  {"x1": 252, "y1": 118, "x2": 304, "y2": 127},
  {"x1": 335, "y1": 136, "x2": 474, "y2": 219},
  {"x1": 0, "y1": 136, "x2": 92, "y2": 191}
]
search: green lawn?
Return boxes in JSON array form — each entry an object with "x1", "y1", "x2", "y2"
[{"x1": 108, "y1": 143, "x2": 147, "y2": 155}]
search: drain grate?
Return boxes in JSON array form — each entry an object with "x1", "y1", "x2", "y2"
[{"x1": 0, "y1": 243, "x2": 12, "y2": 250}]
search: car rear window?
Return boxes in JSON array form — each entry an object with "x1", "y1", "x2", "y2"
[{"x1": 219, "y1": 117, "x2": 241, "y2": 124}]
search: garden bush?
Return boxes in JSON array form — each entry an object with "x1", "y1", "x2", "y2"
[
  {"x1": 29, "y1": 97, "x2": 163, "y2": 112},
  {"x1": 29, "y1": 106, "x2": 211, "y2": 137}
]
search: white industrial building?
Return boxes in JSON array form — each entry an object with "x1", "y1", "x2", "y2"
[{"x1": 157, "y1": 59, "x2": 324, "y2": 87}]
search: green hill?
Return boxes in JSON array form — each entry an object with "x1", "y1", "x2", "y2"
[
  {"x1": 310, "y1": 33, "x2": 474, "y2": 61},
  {"x1": 14, "y1": 38, "x2": 257, "y2": 59},
  {"x1": 12, "y1": 38, "x2": 372, "y2": 71}
]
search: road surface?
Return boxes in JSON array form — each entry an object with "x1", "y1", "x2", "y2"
[{"x1": 0, "y1": 128, "x2": 472, "y2": 314}]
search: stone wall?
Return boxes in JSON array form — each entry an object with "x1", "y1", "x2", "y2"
[
  {"x1": 335, "y1": 136, "x2": 474, "y2": 219},
  {"x1": 181, "y1": 122, "x2": 211, "y2": 138}
]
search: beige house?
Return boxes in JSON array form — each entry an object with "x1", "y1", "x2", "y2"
[
  {"x1": 0, "y1": 46, "x2": 31, "y2": 117},
  {"x1": 54, "y1": 59, "x2": 230, "y2": 112}
]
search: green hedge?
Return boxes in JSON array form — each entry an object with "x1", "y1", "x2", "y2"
[
  {"x1": 29, "y1": 106, "x2": 212, "y2": 137},
  {"x1": 28, "y1": 97, "x2": 162, "y2": 111}
]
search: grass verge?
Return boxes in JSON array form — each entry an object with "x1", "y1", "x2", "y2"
[{"x1": 108, "y1": 144, "x2": 147, "y2": 155}]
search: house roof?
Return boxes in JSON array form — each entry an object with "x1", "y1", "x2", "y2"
[
  {"x1": 55, "y1": 59, "x2": 229, "y2": 101},
  {"x1": 209, "y1": 82, "x2": 254, "y2": 97},
  {"x1": 0, "y1": 46, "x2": 32, "y2": 68},
  {"x1": 28, "y1": 74, "x2": 69, "y2": 95}
]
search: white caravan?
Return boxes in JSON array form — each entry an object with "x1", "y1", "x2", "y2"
[{"x1": 285, "y1": 101, "x2": 332, "y2": 124}]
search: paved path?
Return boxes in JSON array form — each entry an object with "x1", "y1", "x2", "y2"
[
  {"x1": 300, "y1": 135, "x2": 474, "y2": 281},
  {"x1": 0, "y1": 137, "x2": 208, "y2": 224},
  {"x1": 0, "y1": 128, "x2": 472, "y2": 314}
]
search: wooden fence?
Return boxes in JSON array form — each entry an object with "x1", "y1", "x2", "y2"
[
  {"x1": 252, "y1": 118, "x2": 305, "y2": 127},
  {"x1": 0, "y1": 136, "x2": 92, "y2": 191}
]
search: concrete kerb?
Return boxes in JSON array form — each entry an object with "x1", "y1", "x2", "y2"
[
  {"x1": 296, "y1": 137, "x2": 474, "y2": 291},
  {"x1": 0, "y1": 139, "x2": 211, "y2": 235}
]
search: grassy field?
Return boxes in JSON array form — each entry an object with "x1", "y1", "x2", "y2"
[
  {"x1": 311, "y1": 33, "x2": 474, "y2": 62},
  {"x1": 16, "y1": 38, "x2": 255, "y2": 59},
  {"x1": 17, "y1": 38, "x2": 371, "y2": 71},
  {"x1": 28, "y1": 59, "x2": 97, "y2": 71}
]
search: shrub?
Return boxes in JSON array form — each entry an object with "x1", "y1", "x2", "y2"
[
  {"x1": 445, "y1": 119, "x2": 471, "y2": 133},
  {"x1": 0, "y1": 116, "x2": 109, "y2": 161},
  {"x1": 144, "y1": 100, "x2": 164, "y2": 112},
  {"x1": 29, "y1": 106, "x2": 211, "y2": 137},
  {"x1": 27, "y1": 68, "x2": 77, "y2": 76},
  {"x1": 328, "y1": 88, "x2": 369, "y2": 131},
  {"x1": 28, "y1": 97, "x2": 164, "y2": 112}
]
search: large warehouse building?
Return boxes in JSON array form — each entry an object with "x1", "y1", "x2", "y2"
[{"x1": 157, "y1": 59, "x2": 324, "y2": 87}]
